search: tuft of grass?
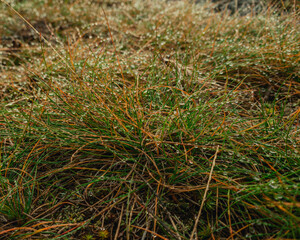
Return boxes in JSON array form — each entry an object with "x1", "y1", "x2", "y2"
[{"x1": 0, "y1": 0, "x2": 299, "y2": 239}]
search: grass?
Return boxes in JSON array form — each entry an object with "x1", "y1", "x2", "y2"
[{"x1": 0, "y1": 0, "x2": 299, "y2": 239}]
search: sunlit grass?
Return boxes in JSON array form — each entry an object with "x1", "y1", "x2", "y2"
[{"x1": 0, "y1": 0, "x2": 299, "y2": 239}]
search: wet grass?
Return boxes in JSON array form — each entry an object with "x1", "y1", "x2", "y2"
[{"x1": 0, "y1": 0, "x2": 299, "y2": 239}]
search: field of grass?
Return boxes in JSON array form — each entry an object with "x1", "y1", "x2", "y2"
[{"x1": 0, "y1": 0, "x2": 299, "y2": 239}]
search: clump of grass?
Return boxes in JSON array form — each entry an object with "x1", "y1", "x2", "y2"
[{"x1": 0, "y1": 0, "x2": 299, "y2": 239}]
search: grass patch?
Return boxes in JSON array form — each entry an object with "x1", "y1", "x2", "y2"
[{"x1": 0, "y1": 0, "x2": 299, "y2": 239}]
